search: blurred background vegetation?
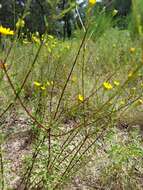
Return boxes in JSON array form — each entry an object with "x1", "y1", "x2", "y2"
[{"x1": 0, "y1": 0, "x2": 133, "y2": 39}]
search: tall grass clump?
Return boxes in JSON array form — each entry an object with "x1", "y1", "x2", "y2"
[
  {"x1": 129, "y1": 0, "x2": 143, "y2": 39},
  {"x1": 0, "y1": 0, "x2": 143, "y2": 190}
]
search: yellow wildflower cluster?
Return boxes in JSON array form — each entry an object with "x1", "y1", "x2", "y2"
[
  {"x1": 103, "y1": 82, "x2": 113, "y2": 90},
  {"x1": 34, "y1": 80, "x2": 53, "y2": 91},
  {"x1": 0, "y1": 25, "x2": 14, "y2": 35},
  {"x1": 103, "y1": 80, "x2": 120, "y2": 90},
  {"x1": 45, "y1": 35, "x2": 58, "y2": 53}
]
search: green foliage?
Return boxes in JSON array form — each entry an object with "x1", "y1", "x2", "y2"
[
  {"x1": 99, "y1": 128, "x2": 143, "y2": 189},
  {"x1": 89, "y1": 8, "x2": 114, "y2": 40},
  {"x1": 129, "y1": 0, "x2": 143, "y2": 39}
]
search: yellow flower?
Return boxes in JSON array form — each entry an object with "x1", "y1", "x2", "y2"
[
  {"x1": 112, "y1": 9, "x2": 118, "y2": 16},
  {"x1": 138, "y1": 99, "x2": 143, "y2": 104},
  {"x1": 78, "y1": 94, "x2": 84, "y2": 102},
  {"x1": 0, "y1": 25, "x2": 14, "y2": 35},
  {"x1": 66, "y1": 45, "x2": 70, "y2": 50},
  {"x1": 132, "y1": 87, "x2": 136, "y2": 91},
  {"x1": 89, "y1": 0, "x2": 96, "y2": 5},
  {"x1": 41, "y1": 86, "x2": 46, "y2": 90},
  {"x1": 34, "y1": 81, "x2": 41, "y2": 87},
  {"x1": 109, "y1": 101, "x2": 112, "y2": 105},
  {"x1": 141, "y1": 83, "x2": 143, "y2": 87},
  {"x1": 114, "y1": 80, "x2": 120, "y2": 86},
  {"x1": 71, "y1": 76, "x2": 77, "y2": 82},
  {"x1": 51, "y1": 81, "x2": 54, "y2": 85},
  {"x1": 32, "y1": 34, "x2": 40, "y2": 44},
  {"x1": 128, "y1": 72, "x2": 133, "y2": 78},
  {"x1": 120, "y1": 100, "x2": 125, "y2": 105},
  {"x1": 129, "y1": 47, "x2": 135, "y2": 53},
  {"x1": 46, "y1": 81, "x2": 50, "y2": 86},
  {"x1": 16, "y1": 18, "x2": 25, "y2": 29},
  {"x1": 35, "y1": 31, "x2": 39, "y2": 36},
  {"x1": 0, "y1": 61, "x2": 8, "y2": 69},
  {"x1": 103, "y1": 82, "x2": 113, "y2": 90}
]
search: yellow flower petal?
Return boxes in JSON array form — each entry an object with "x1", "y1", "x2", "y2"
[
  {"x1": 41, "y1": 86, "x2": 46, "y2": 90},
  {"x1": 120, "y1": 100, "x2": 125, "y2": 105},
  {"x1": 51, "y1": 81, "x2": 54, "y2": 85},
  {"x1": 138, "y1": 99, "x2": 143, "y2": 104},
  {"x1": 132, "y1": 87, "x2": 136, "y2": 91},
  {"x1": 128, "y1": 72, "x2": 133, "y2": 78},
  {"x1": 71, "y1": 76, "x2": 77, "y2": 82},
  {"x1": 34, "y1": 81, "x2": 41, "y2": 87},
  {"x1": 78, "y1": 94, "x2": 84, "y2": 102},
  {"x1": 89, "y1": 0, "x2": 96, "y2": 5},
  {"x1": 103, "y1": 82, "x2": 113, "y2": 90},
  {"x1": 47, "y1": 81, "x2": 50, "y2": 86},
  {"x1": 112, "y1": 9, "x2": 118, "y2": 16},
  {"x1": 0, "y1": 25, "x2": 14, "y2": 35},
  {"x1": 129, "y1": 47, "x2": 135, "y2": 53},
  {"x1": 114, "y1": 81, "x2": 120, "y2": 86}
]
